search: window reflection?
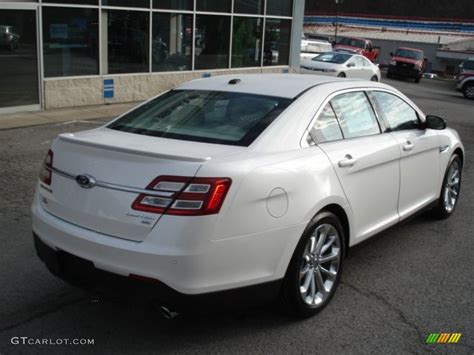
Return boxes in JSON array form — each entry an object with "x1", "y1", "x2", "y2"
[
  {"x1": 43, "y1": 7, "x2": 99, "y2": 77},
  {"x1": 152, "y1": 13, "x2": 192, "y2": 72},
  {"x1": 263, "y1": 18, "x2": 290, "y2": 66},
  {"x1": 195, "y1": 15, "x2": 230, "y2": 70},
  {"x1": 107, "y1": 10, "x2": 149, "y2": 74},
  {"x1": 232, "y1": 17, "x2": 262, "y2": 68}
]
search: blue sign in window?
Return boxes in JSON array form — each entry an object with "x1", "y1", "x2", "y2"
[{"x1": 103, "y1": 79, "x2": 114, "y2": 99}]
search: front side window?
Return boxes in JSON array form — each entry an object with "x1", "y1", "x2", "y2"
[
  {"x1": 152, "y1": 13, "x2": 192, "y2": 72},
  {"x1": 42, "y1": 7, "x2": 99, "y2": 77},
  {"x1": 108, "y1": 90, "x2": 292, "y2": 146},
  {"x1": 309, "y1": 103, "x2": 343, "y2": 143},
  {"x1": 369, "y1": 91, "x2": 420, "y2": 131},
  {"x1": 195, "y1": 15, "x2": 230, "y2": 70},
  {"x1": 330, "y1": 92, "x2": 380, "y2": 139}
]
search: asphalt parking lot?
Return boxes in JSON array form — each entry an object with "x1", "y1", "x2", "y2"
[{"x1": 0, "y1": 76, "x2": 473, "y2": 354}]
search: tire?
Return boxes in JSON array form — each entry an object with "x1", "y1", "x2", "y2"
[
  {"x1": 337, "y1": 72, "x2": 346, "y2": 78},
  {"x1": 463, "y1": 83, "x2": 474, "y2": 99},
  {"x1": 280, "y1": 211, "x2": 345, "y2": 318},
  {"x1": 370, "y1": 75, "x2": 378, "y2": 82},
  {"x1": 432, "y1": 154, "x2": 462, "y2": 219}
]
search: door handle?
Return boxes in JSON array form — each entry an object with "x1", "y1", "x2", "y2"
[
  {"x1": 403, "y1": 141, "x2": 414, "y2": 152},
  {"x1": 338, "y1": 154, "x2": 358, "y2": 168}
]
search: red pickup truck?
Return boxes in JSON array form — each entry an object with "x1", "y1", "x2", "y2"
[
  {"x1": 334, "y1": 37, "x2": 379, "y2": 62},
  {"x1": 387, "y1": 47, "x2": 427, "y2": 83}
]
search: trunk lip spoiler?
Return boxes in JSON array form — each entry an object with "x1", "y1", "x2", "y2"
[
  {"x1": 58, "y1": 133, "x2": 211, "y2": 163},
  {"x1": 47, "y1": 166, "x2": 176, "y2": 198}
]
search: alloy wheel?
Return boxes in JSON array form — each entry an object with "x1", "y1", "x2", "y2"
[
  {"x1": 299, "y1": 224, "x2": 341, "y2": 306},
  {"x1": 443, "y1": 160, "x2": 461, "y2": 213}
]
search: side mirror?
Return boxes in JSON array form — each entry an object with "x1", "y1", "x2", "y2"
[{"x1": 425, "y1": 115, "x2": 447, "y2": 130}]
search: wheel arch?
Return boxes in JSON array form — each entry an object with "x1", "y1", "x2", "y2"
[
  {"x1": 319, "y1": 204, "x2": 350, "y2": 257},
  {"x1": 453, "y1": 147, "x2": 464, "y2": 167}
]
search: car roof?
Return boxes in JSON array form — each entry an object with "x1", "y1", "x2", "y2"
[{"x1": 176, "y1": 74, "x2": 353, "y2": 99}]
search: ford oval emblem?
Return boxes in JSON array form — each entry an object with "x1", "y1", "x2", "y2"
[{"x1": 75, "y1": 174, "x2": 97, "y2": 189}]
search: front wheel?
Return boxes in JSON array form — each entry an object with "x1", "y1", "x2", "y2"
[
  {"x1": 432, "y1": 155, "x2": 462, "y2": 219},
  {"x1": 463, "y1": 83, "x2": 474, "y2": 99},
  {"x1": 280, "y1": 211, "x2": 345, "y2": 318},
  {"x1": 337, "y1": 72, "x2": 346, "y2": 78}
]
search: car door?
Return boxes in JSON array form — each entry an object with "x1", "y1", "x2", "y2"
[
  {"x1": 368, "y1": 91, "x2": 440, "y2": 219},
  {"x1": 311, "y1": 91, "x2": 401, "y2": 243}
]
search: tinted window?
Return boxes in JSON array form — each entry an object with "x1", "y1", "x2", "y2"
[
  {"x1": 195, "y1": 16, "x2": 230, "y2": 70},
  {"x1": 102, "y1": 0, "x2": 150, "y2": 8},
  {"x1": 153, "y1": 0, "x2": 193, "y2": 10},
  {"x1": 330, "y1": 92, "x2": 380, "y2": 139},
  {"x1": 152, "y1": 13, "x2": 192, "y2": 72},
  {"x1": 369, "y1": 91, "x2": 420, "y2": 131},
  {"x1": 232, "y1": 17, "x2": 263, "y2": 68},
  {"x1": 42, "y1": 7, "x2": 99, "y2": 77},
  {"x1": 263, "y1": 19, "x2": 290, "y2": 66},
  {"x1": 234, "y1": 0, "x2": 264, "y2": 14},
  {"x1": 313, "y1": 52, "x2": 351, "y2": 64},
  {"x1": 108, "y1": 90, "x2": 292, "y2": 146},
  {"x1": 197, "y1": 0, "x2": 231, "y2": 12},
  {"x1": 266, "y1": 0, "x2": 292, "y2": 16},
  {"x1": 107, "y1": 10, "x2": 149, "y2": 74},
  {"x1": 310, "y1": 103, "x2": 343, "y2": 143}
]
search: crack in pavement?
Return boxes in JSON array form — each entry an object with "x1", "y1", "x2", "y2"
[
  {"x1": 340, "y1": 281, "x2": 435, "y2": 353},
  {"x1": 0, "y1": 296, "x2": 86, "y2": 333}
]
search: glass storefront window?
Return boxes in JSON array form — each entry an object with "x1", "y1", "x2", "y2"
[
  {"x1": 196, "y1": 0, "x2": 231, "y2": 13},
  {"x1": 43, "y1": 0, "x2": 98, "y2": 5},
  {"x1": 195, "y1": 15, "x2": 230, "y2": 70},
  {"x1": 102, "y1": 0, "x2": 150, "y2": 8},
  {"x1": 152, "y1": 13, "x2": 192, "y2": 72},
  {"x1": 266, "y1": 0, "x2": 293, "y2": 17},
  {"x1": 107, "y1": 10, "x2": 149, "y2": 74},
  {"x1": 263, "y1": 18, "x2": 290, "y2": 66},
  {"x1": 233, "y1": 0, "x2": 263, "y2": 15},
  {"x1": 232, "y1": 17, "x2": 262, "y2": 68},
  {"x1": 42, "y1": 7, "x2": 99, "y2": 77},
  {"x1": 153, "y1": 0, "x2": 193, "y2": 10}
]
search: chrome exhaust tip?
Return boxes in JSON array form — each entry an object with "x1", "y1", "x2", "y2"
[{"x1": 159, "y1": 305, "x2": 179, "y2": 319}]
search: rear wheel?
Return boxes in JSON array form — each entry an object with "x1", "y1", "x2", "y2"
[
  {"x1": 432, "y1": 155, "x2": 462, "y2": 219},
  {"x1": 280, "y1": 211, "x2": 345, "y2": 318},
  {"x1": 370, "y1": 75, "x2": 378, "y2": 82},
  {"x1": 463, "y1": 83, "x2": 474, "y2": 99},
  {"x1": 337, "y1": 72, "x2": 346, "y2": 78}
]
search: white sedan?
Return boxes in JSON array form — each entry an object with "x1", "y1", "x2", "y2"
[
  {"x1": 301, "y1": 52, "x2": 381, "y2": 81},
  {"x1": 33, "y1": 74, "x2": 463, "y2": 317}
]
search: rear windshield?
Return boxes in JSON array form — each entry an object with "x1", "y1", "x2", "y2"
[
  {"x1": 108, "y1": 90, "x2": 292, "y2": 146},
  {"x1": 395, "y1": 49, "x2": 423, "y2": 60},
  {"x1": 313, "y1": 52, "x2": 351, "y2": 64}
]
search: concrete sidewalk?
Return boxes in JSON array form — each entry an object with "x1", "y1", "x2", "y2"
[{"x1": 0, "y1": 102, "x2": 140, "y2": 130}]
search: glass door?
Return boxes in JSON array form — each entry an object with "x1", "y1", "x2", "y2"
[{"x1": 0, "y1": 5, "x2": 40, "y2": 113}]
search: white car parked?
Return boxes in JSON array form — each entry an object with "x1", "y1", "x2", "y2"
[
  {"x1": 33, "y1": 74, "x2": 464, "y2": 317},
  {"x1": 301, "y1": 52, "x2": 381, "y2": 81}
]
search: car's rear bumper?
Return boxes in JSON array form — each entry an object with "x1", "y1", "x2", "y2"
[
  {"x1": 33, "y1": 233, "x2": 282, "y2": 311},
  {"x1": 32, "y1": 189, "x2": 304, "y2": 295},
  {"x1": 388, "y1": 64, "x2": 421, "y2": 78}
]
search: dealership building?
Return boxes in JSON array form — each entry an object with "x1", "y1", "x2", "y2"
[{"x1": 0, "y1": 0, "x2": 304, "y2": 113}]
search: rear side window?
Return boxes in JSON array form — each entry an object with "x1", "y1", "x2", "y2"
[
  {"x1": 369, "y1": 91, "x2": 420, "y2": 131},
  {"x1": 309, "y1": 103, "x2": 343, "y2": 143},
  {"x1": 108, "y1": 90, "x2": 292, "y2": 146},
  {"x1": 330, "y1": 92, "x2": 380, "y2": 139}
]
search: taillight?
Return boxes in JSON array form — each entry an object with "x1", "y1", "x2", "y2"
[
  {"x1": 39, "y1": 149, "x2": 53, "y2": 185},
  {"x1": 132, "y1": 176, "x2": 232, "y2": 216}
]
